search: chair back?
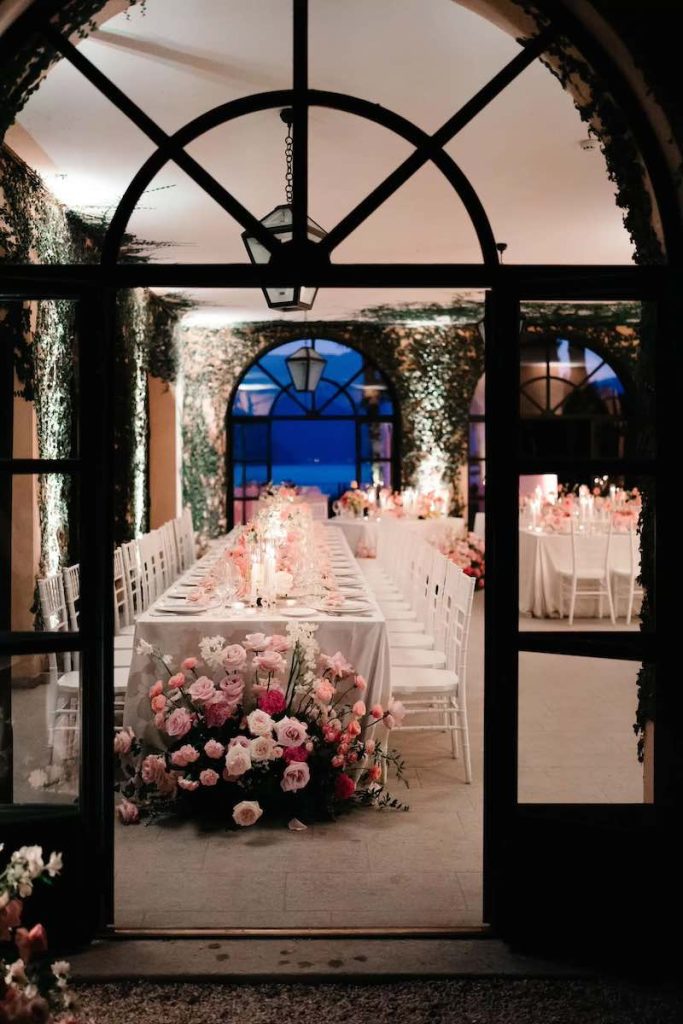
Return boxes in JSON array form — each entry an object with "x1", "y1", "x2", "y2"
[
  {"x1": 62, "y1": 563, "x2": 80, "y2": 631},
  {"x1": 113, "y1": 547, "x2": 133, "y2": 631},
  {"x1": 138, "y1": 532, "x2": 163, "y2": 607},
  {"x1": 37, "y1": 575, "x2": 73, "y2": 680},
  {"x1": 442, "y1": 560, "x2": 476, "y2": 683},
  {"x1": 160, "y1": 520, "x2": 180, "y2": 583},
  {"x1": 121, "y1": 539, "x2": 143, "y2": 614}
]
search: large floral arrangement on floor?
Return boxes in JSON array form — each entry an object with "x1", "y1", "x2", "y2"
[
  {"x1": 440, "y1": 532, "x2": 485, "y2": 590},
  {"x1": 116, "y1": 624, "x2": 408, "y2": 828},
  {"x1": 0, "y1": 845, "x2": 86, "y2": 1023}
]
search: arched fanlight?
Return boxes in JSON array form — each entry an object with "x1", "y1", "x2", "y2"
[
  {"x1": 242, "y1": 110, "x2": 327, "y2": 312},
  {"x1": 286, "y1": 343, "x2": 327, "y2": 392}
]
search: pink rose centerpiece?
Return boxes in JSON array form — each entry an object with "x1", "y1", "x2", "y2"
[{"x1": 115, "y1": 622, "x2": 408, "y2": 827}]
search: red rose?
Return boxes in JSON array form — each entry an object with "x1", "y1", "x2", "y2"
[
  {"x1": 283, "y1": 744, "x2": 308, "y2": 763},
  {"x1": 258, "y1": 689, "x2": 287, "y2": 715},
  {"x1": 335, "y1": 773, "x2": 356, "y2": 800}
]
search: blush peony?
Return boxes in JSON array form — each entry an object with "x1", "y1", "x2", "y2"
[
  {"x1": 223, "y1": 644, "x2": 247, "y2": 670},
  {"x1": 283, "y1": 745, "x2": 308, "y2": 763},
  {"x1": 204, "y1": 739, "x2": 225, "y2": 759},
  {"x1": 232, "y1": 800, "x2": 263, "y2": 827},
  {"x1": 199, "y1": 769, "x2": 219, "y2": 787},
  {"x1": 225, "y1": 745, "x2": 252, "y2": 777},
  {"x1": 170, "y1": 744, "x2": 200, "y2": 768},
  {"x1": 253, "y1": 649, "x2": 286, "y2": 675},
  {"x1": 247, "y1": 708, "x2": 275, "y2": 736},
  {"x1": 244, "y1": 632, "x2": 269, "y2": 652},
  {"x1": 249, "y1": 735, "x2": 277, "y2": 762},
  {"x1": 188, "y1": 676, "x2": 215, "y2": 702}
]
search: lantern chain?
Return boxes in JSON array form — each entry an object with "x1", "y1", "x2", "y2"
[{"x1": 285, "y1": 122, "x2": 294, "y2": 206}]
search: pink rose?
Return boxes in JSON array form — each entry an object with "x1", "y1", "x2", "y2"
[
  {"x1": 148, "y1": 681, "x2": 163, "y2": 698},
  {"x1": 320, "y1": 651, "x2": 353, "y2": 678},
  {"x1": 219, "y1": 675, "x2": 245, "y2": 705},
  {"x1": 258, "y1": 688, "x2": 287, "y2": 715},
  {"x1": 232, "y1": 800, "x2": 263, "y2": 827},
  {"x1": 165, "y1": 707, "x2": 193, "y2": 738},
  {"x1": 346, "y1": 720, "x2": 361, "y2": 737},
  {"x1": 168, "y1": 673, "x2": 185, "y2": 690},
  {"x1": 245, "y1": 632, "x2": 269, "y2": 652},
  {"x1": 253, "y1": 649, "x2": 286, "y2": 675},
  {"x1": 223, "y1": 644, "x2": 247, "y2": 670},
  {"x1": 314, "y1": 678, "x2": 335, "y2": 703},
  {"x1": 335, "y1": 773, "x2": 356, "y2": 800},
  {"x1": 199, "y1": 769, "x2": 219, "y2": 787},
  {"x1": 204, "y1": 739, "x2": 225, "y2": 759},
  {"x1": 369, "y1": 764, "x2": 382, "y2": 781},
  {"x1": 150, "y1": 694, "x2": 166, "y2": 713},
  {"x1": 370, "y1": 704, "x2": 384, "y2": 720},
  {"x1": 283, "y1": 745, "x2": 308, "y2": 763},
  {"x1": 267, "y1": 634, "x2": 291, "y2": 653},
  {"x1": 113, "y1": 727, "x2": 134, "y2": 755},
  {"x1": 225, "y1": 745, "x2": 251, "y2": 777},
  {"x1": 355, "y1": 674, "x2": 367, "y2": 692},
  {"x1": 178, "y1": 777, "x2": 199, "y2": 791},
  {"x1": 275, "y1": 716, "x2": 308, "y2": 748},
  {"x1": 365, "y1": 738, "x2": 376, "y2": 755},
  {"x1": 170, "y1": 744, "x2": 200, "y2": 768},
  {"x1": 352, "y1": 701, "x2": 366, "y2": 717},
  {"x1": 281, "y1": 761, "x2": 310, "y2": 792},
  {"x1": 247, "y1": 709, "x2": 275, "y2": 736},
  {"x1": 141, "y1": 754, "x2": 167, "y2": 784},
  {"x1": 188, "y1": 676, "x2": 215, "y2": 702},
  {"x1": 205, "y1": 697, "x2": 234, "y2": 728},
  {"x1": 229, "y1": 735, "x2": 251, "y2": 750},
  {"x1": 117, "y1": 799, "x2": 139, "y2": 824},
  {"x1": 181, "y1": 658, "x2": 197, "y2": 671}
]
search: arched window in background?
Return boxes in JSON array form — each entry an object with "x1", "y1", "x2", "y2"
[
  {"x1": 468, "y1": 338, "x2": 629, "y2": 522},
  {"x1": 229, "y1": 339, "x2": 399, "y2": 526}
]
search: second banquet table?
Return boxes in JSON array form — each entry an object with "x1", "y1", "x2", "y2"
[
  {"x1": 123, "y1": 526, "x2": 391, "y2": 746},
  {"x1": 328, "y1": 515, "x2": 465, "y2": 557}
]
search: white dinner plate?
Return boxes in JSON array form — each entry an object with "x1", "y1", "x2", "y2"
[
  {"x1": 279, "y1": 606, "x2": 318, "y2": 617},
  {"x1": 313, "y1": 600, "x2": 372, "y2": 615},
  {"x1": 155, "y1": 597, "x2": 221, "y2": 614}
]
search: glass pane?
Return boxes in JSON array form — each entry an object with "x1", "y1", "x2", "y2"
[
  {"x1": 518, "y1": 653, "x2": 644, "y2": 803},
  {"x1": 469, "y1": 421, "x2": 485, "y2": 459},
  {"x1": 317, "y1": 339, "x2": 363, "y2": 380},
  {"x1": 2, "y1": 474, "x2": 79, "y2": 632},
  {"x1": 2, "y1": 650, "x2": 81, "y2": 806},
  {"x1": 360, "y1": 461, "x2": 392, "y2": 487},
  {"x1": 271, "y1": 390, "x2": 311, "y2": 417},
  {"x1": 232, "y1": 422, "x2": 268, "y2": 462},
  {"x1": 231, "y1": 377, "x2": 278, "y2": 417},
  {"x1": 244, "y1": 466, "x2": 268, "y2": 494},
  {"x1": 468, "y1": 460, "x2": 485, "y2": 517},
  {"x1": 519, "y1": 302, "x2": 648, "y2": 460},
  {"x1": 518, "y1": 474, "x2": 652, "y2": 631},
  {"x1": 271, "y1": 420, "x2": 355, "y2": 490},
  {"x1": 315, "y1": 380, "x2": 354, "y2": 415},
  {"x1": 2, "y1": 300, "x2": 79, "y2": 459}
]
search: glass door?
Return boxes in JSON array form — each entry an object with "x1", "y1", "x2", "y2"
[
  {"x1": 483, "y1": 275, "x2": 665, "y2": 956},
  {"x1": 0, "y1": 288, "x2": 113, "y2": 943}
]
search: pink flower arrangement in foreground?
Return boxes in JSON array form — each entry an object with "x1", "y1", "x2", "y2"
[{"x1": 117, "y1": 624, "x2": 408, "y2": 827}]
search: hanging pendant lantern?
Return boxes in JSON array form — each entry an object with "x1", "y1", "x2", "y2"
[
  {"x1": 286, "y1": 344, "x2": 326, "y2": 392},
  {"x1": 242, "y1": 110, "x2": 326, "y2": 312}
]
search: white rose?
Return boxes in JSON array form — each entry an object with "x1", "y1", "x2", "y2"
[
  {"x1": 247, "y1": 709, "x2": 275, "y2": 736},
  {"x1": 250, "y1": 735, "x2": 276, "y2": 762},
  {"x1": 225, "y1": 745, "x2": 252, "y2": 777},
  {"x1": 46, "y1": 851, "x2": 63, "y2": 877},
  {"x1": 232, "y1": 800, "x2": 263, "y2": 827}
]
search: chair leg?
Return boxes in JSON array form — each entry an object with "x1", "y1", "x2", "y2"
[
  {"x1": 450, "y1": 706, "x2": 460, "y2": 760},
  {"x1": 626, "y1": 581, "x2": 635, "y2": 626},
  {"x1": 568, "y1": 581, "x2": 577, "y2": 627},
  {"x1": 606, "y1": 578, "x2": 616, "y2": 625},
  {"x1": 457, "y1": 700, "x2": 472, "y2": 784},
  {"x1": 559, "y1": 582, "x2": 564, "y2": 620}
]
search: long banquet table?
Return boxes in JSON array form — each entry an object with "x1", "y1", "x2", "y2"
[
  {"x1": 519, "y1": 527, "x2": 638, "y2": 618},
  {"x1": 123, "y1": 526, "x2": 391, "y2": 746},
  {"x1": 328, "y1": 515, "x2": 465, "y2": 557}
]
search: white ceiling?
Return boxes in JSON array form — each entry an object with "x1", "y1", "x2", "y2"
[{"x1": 6, "y1": 0, "x2": 634, "y2": 322}]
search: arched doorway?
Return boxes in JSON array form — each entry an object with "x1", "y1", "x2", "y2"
[
  {"x1": 0, "y1": 0, "x2": 671, "y2": 955},
  {"x1": 228, "y1": 338, "x2": 399, "y2": 526}
]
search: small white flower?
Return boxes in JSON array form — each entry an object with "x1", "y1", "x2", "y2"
[
  {"x1": 51, "y1": 959, "x2": 71, "y2": 979},
  {"x1": 162, "y1": 654, "x2": 174, "y2": 667},
  {"x1": 5, "y1": 959, "x2": 27, "y2": 986},
  {"x1": 46, "y1": 851, "x2": 63, "y2": 877},
  {"x1": 13, "y1": 845, "x2": 44, "y2": 879},
  {"x1": 136, "y1": 638, "x2": 154, "y2": 655},
  {"x1": 199, "y1": 635, "x2": 227, "y2": 670}
]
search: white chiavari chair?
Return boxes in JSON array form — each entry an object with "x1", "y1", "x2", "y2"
[
  {"x1": 612, "y1": 524, "x2": 643, "y2": 625},
  {"x1": 388, "y1": 545, "x2": 447, "y2": 668},
  {"x1": 174, "y1": 507, "x2": 196, "y2": 571},
  {"x1": 113, "y1": 547, "x2": 135, "y2": 651},
  {"x1": 138, "y1": 532, "x2": 164, "y2": 607},
  {"x1": 391, "y1": 561, "x2": 475, "y2": 781},
  {"x1": 160, "y1": 520, "x2": 180, "y2": 583},
  {"x1": 121, "y1": 539, "x2": 144, "y2": 615},
  {"x1": 558, "y1": 517, "x2": 616, "y2": 626},
  {"x1": 38, "y1": 574, "x2": 79, "y2": 761},
  {"x1": 64, "y1": 562, "x2": 132, "y2": 669}
]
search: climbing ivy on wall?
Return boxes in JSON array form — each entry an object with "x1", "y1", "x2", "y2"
[
  {"x1": 179, "y1": 303, "x2": 641, "y2": 540},
  {"x1": 0, "y1": 146, "x2": 183, "y2": 571}
]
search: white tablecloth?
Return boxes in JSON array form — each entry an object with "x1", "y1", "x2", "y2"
[
  {"x1": 328, "y1": 516, "x2": 465, "y2": 557},
  {"x1": 519, "y1": 528, "x2": 637, "y2": 618},
  {"x1": 123, "y1": 527, "x2": 391, "y2": 746}
]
